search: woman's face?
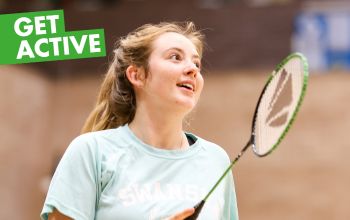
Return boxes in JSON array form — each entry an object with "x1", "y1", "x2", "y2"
[{"x1": 141, "y1": 32, "x2": 204, "y2": 114}]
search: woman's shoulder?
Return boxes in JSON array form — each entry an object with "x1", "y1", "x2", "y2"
[
  {"x1": 190, "y1": 133, "x2": 231, "y2": 161},
  {"x1": 66, "y1": 126, "x2": 128, "y2": 154},
  {"x1": 74, "y1": 126, "x2": 126, "y2": 143}
]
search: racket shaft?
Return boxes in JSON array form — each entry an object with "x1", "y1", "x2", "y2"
[
  {"x1": 203, "y1": 141, "x2": 251, "y2": 201},
  {"x1": 186, "y1": 141, "x2": 251, "y2": 220}
]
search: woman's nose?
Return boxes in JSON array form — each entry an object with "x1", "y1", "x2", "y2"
[{"x1": 184, "y1": 62, "x2": 199, "y2": 77}]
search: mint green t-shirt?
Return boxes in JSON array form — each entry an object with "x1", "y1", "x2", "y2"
[{"x1": 41, "y1": 125, "x2": 239, "y2": 220}]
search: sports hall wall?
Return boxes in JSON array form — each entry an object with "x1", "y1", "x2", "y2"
[{"x1": 1, "y1": 1, "x2": 350, "y2": 219}]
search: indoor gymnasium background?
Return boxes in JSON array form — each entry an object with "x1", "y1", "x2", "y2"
[{"x1": 1, "y1": 0, "x2": 350, "y2": 219}]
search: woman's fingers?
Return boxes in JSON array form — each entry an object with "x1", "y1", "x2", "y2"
[{"x1": 167, "y1": 208, "x2": 195, "y2": 220}]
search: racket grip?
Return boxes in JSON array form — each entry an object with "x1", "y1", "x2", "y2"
[{"x1": 184, "y1": 200, "x2": 205, "y2": 220}]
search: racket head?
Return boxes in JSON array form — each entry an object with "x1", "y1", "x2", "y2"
[{"x1": 251, "y1": 52, "x2": 309, "y2": 157}]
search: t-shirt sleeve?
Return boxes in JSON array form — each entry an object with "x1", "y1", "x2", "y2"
[
  {"x1": 224, "y1": 171, "x2": 239, "y2": 220},
  {"x1": 40, "y1": 134, "x2": 101, "y2": 220}
]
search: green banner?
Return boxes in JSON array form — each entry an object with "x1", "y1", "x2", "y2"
[{"x1": 0, "y1": 10, "x2": 106, "y2": 64}]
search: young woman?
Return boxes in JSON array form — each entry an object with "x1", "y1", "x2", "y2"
[{"x1": 41, "y1": 22, "x2": 239, "y2": 220}]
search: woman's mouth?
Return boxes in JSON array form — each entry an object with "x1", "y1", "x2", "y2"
[
  {"x1": 176, "y1": 80, "x2": 195, "y2": 92},
  {"x1": 177, "y1": 83, "x2": 194, "y2": 91}
]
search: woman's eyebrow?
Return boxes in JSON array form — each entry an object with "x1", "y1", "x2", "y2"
[
  {"x1": 165, "y1": 47, "x2": 199, "y2": 59},
  {"x1": 164, "y1": 47, "x2": 183, "y2": 54}
]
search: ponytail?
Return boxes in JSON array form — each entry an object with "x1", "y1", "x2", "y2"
[{"x1": 81, "y1": 64, "x2": 118, "y2": 133}]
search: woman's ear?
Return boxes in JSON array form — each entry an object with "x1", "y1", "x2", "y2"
[{"x1": 125, "y1": 65, "x2": 146, "y2": 88}]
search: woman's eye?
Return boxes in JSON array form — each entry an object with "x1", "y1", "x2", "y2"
[{"x1": 170, "y1": 54, "x2": 180, "y2": 61}]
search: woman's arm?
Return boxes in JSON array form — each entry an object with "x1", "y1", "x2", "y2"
[{"x1": 48, "y1": 209, "x2": 72, "y2": 220}]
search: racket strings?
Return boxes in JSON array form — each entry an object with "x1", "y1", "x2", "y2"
[
  {"x1": 265, "y1": 69, "x2": 293, "y2": 126},
  {"x1": 254, "y1": 57, "x2": 304, "y2": 155}
]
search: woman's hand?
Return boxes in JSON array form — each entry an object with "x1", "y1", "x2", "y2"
[
  {"x1": 48, "y1": 209, "x2": 72, "y2": 220},
  {"x1": 164, "y1": 208, "x2": 195, "y2": 220}
]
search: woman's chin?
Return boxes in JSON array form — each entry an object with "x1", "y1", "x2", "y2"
[{"x1": 174, "y1": 99, "x2": 197, "y2": 112}]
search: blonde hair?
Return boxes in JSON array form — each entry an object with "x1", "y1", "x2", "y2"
[{"x1": 81, "y1": 22, "x2": 205, "y2": 133}]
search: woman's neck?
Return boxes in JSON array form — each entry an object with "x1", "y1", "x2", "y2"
[{"x1": 129, "y1": 106, "x2": 188, "y2": 150}]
